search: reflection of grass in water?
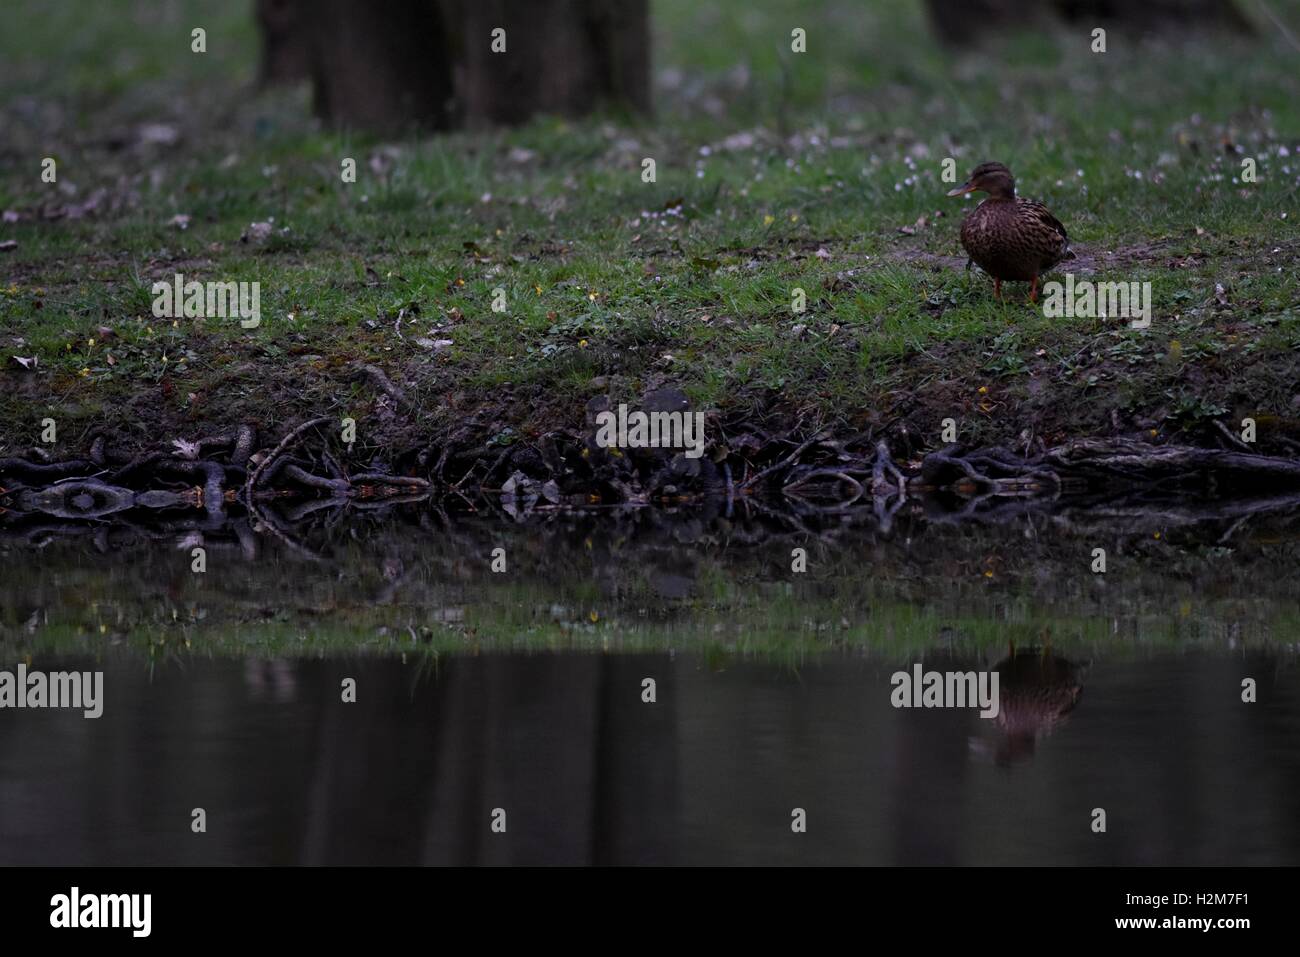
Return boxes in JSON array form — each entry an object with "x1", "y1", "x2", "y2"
[
  {"x1": 7, "y1": 580, "x2": 1299, "y2": 665},
  {"x1": 5, "y1": 511, "x2": 1300, "y2": 663}
]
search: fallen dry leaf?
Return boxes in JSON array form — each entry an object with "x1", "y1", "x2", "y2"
[
  {"x1": 171, "y1": 438, "x2": 201, "y2": 459},
  {"x1": 897, "y1": 215, "x2": 929, "y2": 235}
]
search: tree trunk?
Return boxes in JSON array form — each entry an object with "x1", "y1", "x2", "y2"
[
  {"x1": 305, "y1": 0, "x2": 456, "y2": 133},
  {"x1": 255, "y1": 0, "x2": 650, "y2": 132},
  {"x1": 926, "y1": 0, "x2": 1253, "y2": 46},
  {"x1": 1056, "y1": 0, "x2": 1253, "y2": 32},
  {"x1": 449, "y1": 0, "x2": 651, "y2": 127},
  {"x1": 254, "y1": 0, "x2": 309, "y2": 85}
]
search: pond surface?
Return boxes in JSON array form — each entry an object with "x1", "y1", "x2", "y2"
[{"x1": 2, "y1": 502, "x2": 1299, "y2": 864}]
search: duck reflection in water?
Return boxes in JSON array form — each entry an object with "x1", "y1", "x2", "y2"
[{"x1": 974, "y1": 644, "x2": 1087, "y2": 767}]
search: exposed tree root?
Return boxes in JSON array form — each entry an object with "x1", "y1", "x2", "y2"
[
  {"x1": 352, "y1": 362, "x2": 418, "y2": 414},
  {"x1": 244, "y1": 415, "x2": 332, "y2": 498},
  {"x1": 1042, "y1": 438, "x2": 1300, "y2": 483}
]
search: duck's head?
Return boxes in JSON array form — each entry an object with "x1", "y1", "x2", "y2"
[{"x1": 947, "y1": 162, "x2": 1016, "y2": 200}]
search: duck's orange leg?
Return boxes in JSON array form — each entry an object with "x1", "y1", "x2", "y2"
[
  {"x1": 1029, "y1": 275, "x2": 1039, "y2": 303},
  {"x1": 993, "y1": 278, "x2": 1002, "y2": 301}
]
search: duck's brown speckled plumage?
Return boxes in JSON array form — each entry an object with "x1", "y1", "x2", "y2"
[
  {"x1": 949, "y1": 162, "x2": 1073, "y2": 299},
  {"x1": 961, "y1": 196, "x2": 1071, "y2": 281}
]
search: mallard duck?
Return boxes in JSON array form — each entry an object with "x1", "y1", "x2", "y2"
[{"x1": 947, "y1": 162, "x2": 1073, "y2": 302}]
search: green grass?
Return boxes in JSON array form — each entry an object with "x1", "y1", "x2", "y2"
[{"x1": 1, "y1": 0, "x2": 1298, "y2": 456}]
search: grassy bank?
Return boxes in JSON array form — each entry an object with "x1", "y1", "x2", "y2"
[{"x1": 1, "y1": 0, "x2": 1298, "y2": 460}]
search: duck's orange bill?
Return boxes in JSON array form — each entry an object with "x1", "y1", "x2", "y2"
[{"x1": 946, "y1": 182, "x2": 976, "y2": 196}]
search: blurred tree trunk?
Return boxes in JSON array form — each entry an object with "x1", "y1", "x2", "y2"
[
  {"x1": 926, "y1": 0, "x2": 1253, "y2": 46},
  {"x1": 254, "y1": 0, "x2": 309, "y2": 84},
  {"x1": 256, "y1": 0, "x2": 649, "y2": 133},
  {"x1": 450, "y1": 0, "x2": 651, "y2": 127},
  {"x1": 307, "y1": 0, "x2": 456, "y2": 132}
]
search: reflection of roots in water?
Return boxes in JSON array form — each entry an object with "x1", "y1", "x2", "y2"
[
  {"x1": 7, "y1": 422, "x2": 1300, "y2": 530},
  {"x1": 6, "y1": 479, "x2": 1300, "y2": 568},
  {"x1": 6, "y1": 421, "x2": 1300, "y2": 593},
  {"x1": 0, "y1": 420, "x2": 430, "y2": 529}
]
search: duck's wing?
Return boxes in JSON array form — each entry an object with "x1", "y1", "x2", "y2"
[
  {"x1": 1019, "y1": 198, "x2": 1072, "y2": 260},
  {"x1": 1019, "y1": 199, "x2": 1068, "y2": 243}
]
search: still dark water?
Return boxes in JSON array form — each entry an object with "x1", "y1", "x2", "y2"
[{"x1": 2, "y1": 504, "x2": 1299, "y2": 864}]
